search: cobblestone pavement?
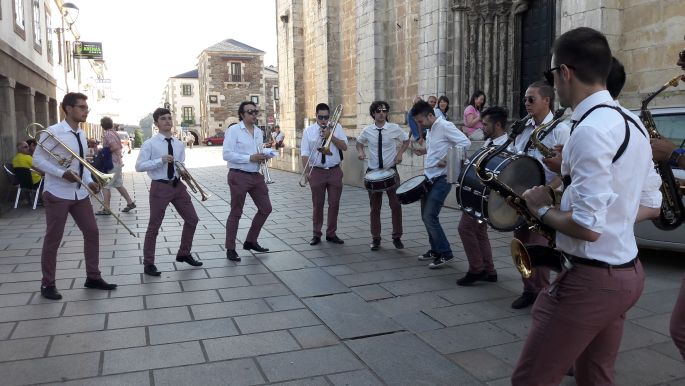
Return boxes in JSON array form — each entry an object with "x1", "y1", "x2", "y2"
[{"x1": 0, "y1": 147, "x2": 684, "y2": 385}]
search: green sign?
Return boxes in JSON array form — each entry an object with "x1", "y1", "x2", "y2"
[{"x1": 73, "y1": 41, "x2": 103, "y2": 60}]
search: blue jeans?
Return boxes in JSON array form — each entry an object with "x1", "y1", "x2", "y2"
[{"x1": 420, "y1": 176, "x2": 452, "y2": 257}]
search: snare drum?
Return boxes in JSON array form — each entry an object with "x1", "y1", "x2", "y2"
[
  {"x1": 456, "y1": 148, "x2": 544, "y2": 231},
  {"x1": 364, "y1": 169, "x2": 398, "y2": 193},
  {"x1": 396, "y1": 175, "x2": 430, "y2": 205}
]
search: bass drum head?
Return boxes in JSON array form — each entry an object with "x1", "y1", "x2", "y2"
[
  {"x1": 396, "y1": 175, "x2": 426, "y2": 194},
  {"x1": 365, "y1": 169, "x2": 396, "y2": 180},
  {"x1": 487, "y1": 155, "x2": 544, "y2": 231}
]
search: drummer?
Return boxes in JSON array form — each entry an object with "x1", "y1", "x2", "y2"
[
  {"x1": 357, "y1": 101, "x2": 410, "y2": 250},
  {"x1": 456, "y1": 106, "x2": 508, "y2": 285},
  {"x1": 411, "y1": 100, "x2": 471, "y2": 268}
]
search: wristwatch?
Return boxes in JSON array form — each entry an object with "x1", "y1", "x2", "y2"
[
  {"x1": 669, "y1": 148, "x2": 685, "y2": 168},
  {"x1": 537, "y1": 206, "x2": 553, "y2": 221}
]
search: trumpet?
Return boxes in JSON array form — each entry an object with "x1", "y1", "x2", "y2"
[
  {"x1": 528, "y1": 108, "x2": 568, "y2": 158},
  {"x1": 257, "y1": 141, "x2": 274, "y2": 185},
  {"x1": 174, "y1": 161, "x2": 211, "y2": 201},
  {"x1": 26, "y1": 123, "x2": 137, "y2": 237},
  {"x1": 299, "y1": 105, "x2": 343, "y2": 187}
]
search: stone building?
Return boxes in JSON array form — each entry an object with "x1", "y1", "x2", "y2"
[
  {"x1": 276, "y1": 0, "x2": 685, "y2": 143},
  {"x1": 197, "y1": 39, "x2": 279, "y2": 136},
  {"x1": 162, "y1": 69, "x2": 202, "y2": 144}
]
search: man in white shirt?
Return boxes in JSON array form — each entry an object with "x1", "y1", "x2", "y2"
[
  {"x1": 356, "y1": 101, "x2": 410, "y2": 250},
  {"x1": 456, "y1": 107, "x2": 508, "y2": 286},
  {"x1": 411, "y1": 100, "x2": 471, "y2": 268},
  {"x1": 33, "y1": 92, "x2": 117, "y2": 300},
  {"x1": 509, "y1": 81, "x2": 570, "y2": 309},
  {"x1": 301, "y1": 103, "x2": 348, "y2": 245},
  {"x1": 135, "y1": 108, "x2": 202, "y2": 276},
  {"x1": 269, "y1": 125, "x2": 285, "y2": 149},
  {"x1": 223, "y1": 102, "x2": 273, "y2": 262},
  {"x1": 511, "y1": 27, "x2": 662, "y2": 386}
]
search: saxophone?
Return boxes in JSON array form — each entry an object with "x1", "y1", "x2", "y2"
[
  {"x1": 528, "y1": 108, "x2": 568, "y2": 158},
  {"x1": 640, "y1": 75, "x2": 685, "y2": 230}
]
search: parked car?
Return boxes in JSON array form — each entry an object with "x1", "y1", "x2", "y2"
[
  {"x1": 202, "y1": 133, "x2": 225, "y2": 146},
  {"x1": 631, "y1": 107, "x2": 685, "y2": 252},
  {"x1": 117, "y1": 131, "x2": 132, "y2": 154}
]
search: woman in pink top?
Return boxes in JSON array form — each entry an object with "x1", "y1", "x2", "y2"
[{"x1": 463, "y1": 90, "x2": 486, "y2": 140}]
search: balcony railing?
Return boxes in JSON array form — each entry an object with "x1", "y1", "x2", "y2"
[{"x1": 230, "y1": 74, "x2": 242, "y2": 82}]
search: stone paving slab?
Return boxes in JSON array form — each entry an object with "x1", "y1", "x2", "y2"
[{"x1": 0, "y1": 151, "x2": 683, "y2": 385}]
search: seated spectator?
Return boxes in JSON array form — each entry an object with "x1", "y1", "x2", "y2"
[
  {"x1": 12, "y1": 141, "x2": 42, "y2": 189},
  {"x1": 271, "y1": 125, "x2": 285, "y2": 149},
  {"x1": 26, "y1": 139, "x2": 37, "y2": 155}
]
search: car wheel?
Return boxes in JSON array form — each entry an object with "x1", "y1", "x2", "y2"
[{"x1": 207, "y1": 141, "x2": 213, "y2": 146}]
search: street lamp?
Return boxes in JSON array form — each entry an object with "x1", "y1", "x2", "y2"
[{"x1": 61, "y1": 2, "x2": 80, "y2": 30}]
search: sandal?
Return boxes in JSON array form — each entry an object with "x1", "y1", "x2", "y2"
[
  {"x1": 96, "y1": 209, "x2": 111, "y2": 215},
  {"x1": 121, "y1": 202, "x2": 136, "y2": 213}
]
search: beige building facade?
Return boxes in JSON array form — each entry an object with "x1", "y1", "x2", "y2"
[{"x1": 276, "y1": 0, "x2": 685, "y2": 146}]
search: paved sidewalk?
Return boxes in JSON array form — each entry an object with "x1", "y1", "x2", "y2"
[{"x1": 0, "y1": 147, "x2": 684, "y2": 385}]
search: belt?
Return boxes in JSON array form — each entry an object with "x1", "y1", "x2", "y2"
[
  {"x1": 566, "y1": 255, "x2": 638, "y2": 269},
  {"x1": 230, "y1": 168, "x2": 260, "y2": 175},
  {"x1": 153, "y1": 178, "x2": 179, "y2": 185},
  {"x1": 314, "y1": 164, "x2": 340, "y2": 170}
]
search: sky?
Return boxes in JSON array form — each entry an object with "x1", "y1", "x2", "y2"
[{"x1": 75, "y1": 0, "x2": 278, "y2": 123}]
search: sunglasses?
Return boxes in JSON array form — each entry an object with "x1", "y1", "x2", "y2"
[
  {"x1": 245, "y1": 109, "x2": 260, "y2": 115},
  {"x1": 375, "y1": 108, "x2": 389, "y2": 113},
  {"x1": 543, "y1": 64, "x2": 576, "y2": 86},
  {"x1": 317, "y1": 115, "x2": 330, "y2": 120},
  {"x1": 524, "y1": 96, "x2": 536, "y2": 104}
]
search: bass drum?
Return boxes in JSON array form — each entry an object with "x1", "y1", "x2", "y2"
[
  {"x1": 396, "y1": 175, "x2": 430, "y2": 205},
  {"x1": 456, "y1": 148, "x2": 544, "y2": 231}
]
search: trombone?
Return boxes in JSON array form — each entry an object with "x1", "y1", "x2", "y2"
[
  {"x1": 174, "y1": 161, "x2": 211, "y2": 201},
  {"x1": 26, "y1": 123, "x2": 137, "y2": 237},
  {"x1": 299, "y1": 104, "x2": 343, "y2": 187}
]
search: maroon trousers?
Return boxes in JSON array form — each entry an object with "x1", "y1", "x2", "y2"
[
  {"x1": 512, "y1": 260, "x2": 645, "y2": 386},
  {"x1": 368, "y1": 173, "x2": 402, "y2": 239},
  {"x1": 309, "y1": 167, "x2": 343, "y2": 237},
  {"x1": 458, "y1": 214, "x2": 496, "y2": 274},
  {"x1": 41, "y1": 192, "x2": 101, "y2": 286},
  {"x1": 225, "y1": 170, "x2": 272, "y2": 250},
  {"x1": 143, "y1": 181, "x2": 199, "y2": 265},
  {"x1": 670, "y1": 274, "x2": 685, "y2": 360},
  {"x1": 513, "y1": 227, "x2": 551, "y2": 294}
]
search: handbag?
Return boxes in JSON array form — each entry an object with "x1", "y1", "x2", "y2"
[{"x1": 93, "y1": 147, "x2": 113, "y2": 172}]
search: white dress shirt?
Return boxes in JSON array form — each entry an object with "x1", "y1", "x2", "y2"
[
  {"x1": 483, "y1": 133, "x2": 508, "y2": 149},
  {"x1": 222, "y1": 121, "x2": 264, "y2": 172},
  {"x1": 512, "y1": 111, "x2": 571, "y2": 183},
  {"x1": 32, "y1": 120, "x2": 94, "y2": 200},
  {"x1": 556, "y1": 90, "x2": 662, "y2": 264},
  {"x1": 272, "y1": 131, "x2": 285, "y2": 142},
  {"x1": 301, "y1": 122, "x2": 348, "y2": 168},
  {"x1": 135, "y1": 133, "x2": 186, "y2": 179},
  {"x1": 424, "y1": 116, "x2": 471, "y2": 179},
  {"x1": 357, "y1": 122, "x2": 409, "y2": 170}
]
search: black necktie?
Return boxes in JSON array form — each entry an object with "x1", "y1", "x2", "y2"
[
  {"x1": 320, "y1": 127, "x2": 326, "y2": 164},
  {"x1": 165, "y1": 138, "x2": 174, "y2": 179},
  {"x1": 72, "y1": 131, "x2": 84, "y2": 188},
  {"x1": 570, "y1": 119, "x2": 579, "y2": 135},
  {"x1": 377, "y1": 128, "x2": 383, "y2": 169}
]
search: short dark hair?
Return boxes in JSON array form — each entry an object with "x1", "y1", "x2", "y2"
[
  {"x1": 238, "y1": 101, "x2": 256, "y2": 121},
  {"x1": 437, "y1": 96, "x2": 450, "y2": 113},
  {"x1": 528, "y1": 81, "x2": 555, "y2": 110},
  {"x1": 100, "y1": 116, "x2": 114, "y2": 130},
  {"x1": 61, "y1": 92, "x2": 88, "y2": 113},
  {"x1": 315, "y1": 103, "x2": 330, "y2": 115},
  {"x1": 467, "y1": 90, "x2": 486, "y2": 110},
  {"x1": 481, "y1": 106, "x2": 508, "y2": 129},
  {"x1": 411, "y1": 100, "x2": 435, "y2": 117},
  {"x1": 552, "y1": 27, "x2": 612, "y2": 85},
  {"x1": 369, "y1": 101, "x2": 390, "y2": 118},
  {"x1": 153, "y1": 108, "x2": 171, "y2": 122},
  {"x1": 607, "y1": 56, "x2": 626, "y2": 99}
]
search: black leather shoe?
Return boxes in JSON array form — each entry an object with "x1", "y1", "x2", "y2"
[
  {"x1": 226, "y1": 249, "x2": 241, "y2": 262},
  {"x1": 40, "y1": 285, "x2": 62, "y2": 300},
  {"x1": 511, "y1": 291, "x2": 537, "y2": 309},
  {"x1": 309, "y1": 236, "x2": 321, "y2": 246},
  {"x1": 176, "y1": 255, "x2": 203, "y2": 267},
  {"x1": 456, "y1": 271, "x2": 489, "y2": 286},
  {"x1": 243, "y1": 241, "x2": 269, "y2": 252},
  {"x1": 84, "y1": 277, "x2": 117, "y2": 290},
  {"x1": 392, "y1": 238, "x2": 404, "y2": 249},
  {"x1": 144, "y1": 264, "x2": 162, "y2": 276},
  {"x1": 370, "y1": 238, "x2": 381, "y2": 251},
  {"x1": 326, "y1": 235, "x2": 344, "y2": 244}
]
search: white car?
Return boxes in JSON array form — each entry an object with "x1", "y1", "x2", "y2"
[
  {"x1": 632, "y1": 107, "x2": 685, "y2": 252},
  {"x1": 117, "y1": 131, "x2": 132, "y2": 154}
]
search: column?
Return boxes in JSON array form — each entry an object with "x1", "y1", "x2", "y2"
[
  {"x1": 451, "y1": 3, "x2": 469, "y2": 112},
  {"x1": 14, "y1": 87, "x2": 35, "y2": 141},
  {"x1": 35, "y1": 93, "x2": 50, "y2": 127},
  {"x1": 0, "y1": 78, "x2": 17, "y2": 163}
]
